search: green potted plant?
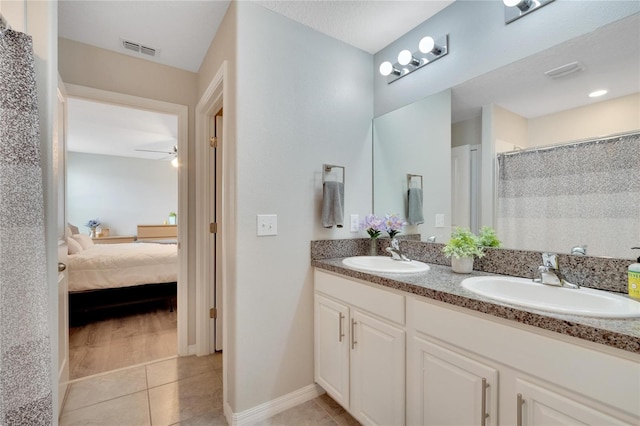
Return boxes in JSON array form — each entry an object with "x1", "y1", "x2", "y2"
[
  {"x1": 168, "y1": 212, "x2": 177, "y2": 225},
  {"x1": 442, "y1": 227, "x2": 485, "y2": 273},
  {"x1": 477, "y1": 226, "x2": 501, "y2": 248}
]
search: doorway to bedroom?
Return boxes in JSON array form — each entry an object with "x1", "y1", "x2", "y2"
[{"x1": 64, "y1": 86, "x2": 188, "y2": 379}]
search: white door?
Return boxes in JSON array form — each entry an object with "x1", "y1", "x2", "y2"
[
  {"x1": 55, "y1": 79, "x2": 69, "y2": 413},
  {"x1": 409, "y1": 336, "x2": 498, "y2": 426},
  {"x1": 516, "y1": 379, "x2": 630, "y2": 426},
  {"x1": 350, "y1": 310, "x2": 405, "y2": 426},
  {"x1": 451, "y1": 145, "x2": 471, "y2": 229},
  {"x1": 314, "y1": 294, "x2": 350, "y2": 408}
]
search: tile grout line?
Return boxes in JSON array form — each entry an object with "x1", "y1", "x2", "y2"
[
  {"x1": 146, "y1": 366, "x2": 154, "y2": 425},
  {"x1": 312, "y1": 398, "x2": 341, "y2": 425}
]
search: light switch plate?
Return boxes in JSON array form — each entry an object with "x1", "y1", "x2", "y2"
[
  {"x1": 435, "y1": 214, "x2": 445, "y2": 228},
  {"x1": 257, "y1": 214, "x2": 277, "y2": 236},
  {"x1": 350, "y1": 214, "x2": 360, "y2": 232}
]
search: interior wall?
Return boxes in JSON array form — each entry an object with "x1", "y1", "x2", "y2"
[
  {"x1": 58, "y1": 38, "x2": 199, "y2": 344},
  {"x1": 493, "y1": 105, "x2": 528, "y2": 152},
  {"x1": 452, "y1": 115, "x2": 482, "y2": 148},
  {"x1": 232, "y1": 1, "x2": 373, "y2": 412},
  {"x1": 67, "y1": 152, "x2": 178, "y2": 236},
  {"x1": 374, "y1": 1, "x2": 640, "y2": 117},
  {"x1": 528, "y1": 92, "x2": 640, "y2": 146}
]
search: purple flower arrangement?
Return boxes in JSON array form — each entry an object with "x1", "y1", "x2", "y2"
[{"x1": 361, "y1": 214, "x2": 406, "y2": 239}]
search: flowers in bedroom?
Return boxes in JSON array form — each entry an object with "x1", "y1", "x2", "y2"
[{"x1": 85, "y1": 218, "x2": 101, "y2": 238}]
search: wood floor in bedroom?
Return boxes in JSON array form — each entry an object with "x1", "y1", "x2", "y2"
[{"x1": 69, "y1": 307, "x2": 177, "y2": 379}]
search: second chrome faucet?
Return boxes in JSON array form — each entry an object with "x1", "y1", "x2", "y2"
[{"x1": 533, "y1": 253, "x2": 579, "y2": 289}]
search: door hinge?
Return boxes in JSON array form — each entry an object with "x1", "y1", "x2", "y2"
[
  {"x1": 209, "y1": 222, "x2": 218, "y2": 234},
  {"x1": 210, "y1": 137, "x2": 218, "y2": 148},
  {"x1": 210, "y1": 307, "x2": 217, "y2": 319}
]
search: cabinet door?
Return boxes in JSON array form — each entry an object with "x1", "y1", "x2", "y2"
[
  {"x1": 516, "y1": 379, "x2": 631, "y2": 426},
  {"x1": 315, "y1": 294, "x2": 350, "y2": 407},
  {"x1": 408, "y1": 336, "x2": 498, "y2": 426},
  {"x1": 350, "y1": 309, "x2": 405, "y2": 426}
]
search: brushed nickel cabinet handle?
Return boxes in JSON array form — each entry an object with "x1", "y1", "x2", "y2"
[
  {"x1": 351, "y1": 319, "x2": 357, "y2": 349},
  {"x1": 339, "y1": 313, "x2": 345, "y2": 342},
  {"x1": 58, "y1": 262, "x2": 67, "y2": 272},
  {"x1": 517, "y1": 393, "x2": 524, "y2": 426},
  {"x1": 481, "y1": 378, "x2": 489, "y2": 426}
]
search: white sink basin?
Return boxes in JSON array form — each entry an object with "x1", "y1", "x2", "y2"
[
  {"x1": 342, "y1": 256, "x2": 430, "y2": 274},
  {"x1": 461, "y1": 276, "x2": 640, "y2": 318}
]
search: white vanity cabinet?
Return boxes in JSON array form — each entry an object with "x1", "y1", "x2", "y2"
[
  {"x1": 407, "y1": 335, "x2": 498, "y2": 426},
  {"x1": 409, "y1": 297, "x2": 640, "y2": 426},
  {"x1": 314, "y1": 270, "x2": 405, "y2": 426}
]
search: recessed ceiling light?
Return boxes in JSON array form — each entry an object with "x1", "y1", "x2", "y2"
[{"x1": 589, "y1": 90, "x2": 608, "y2": 98}]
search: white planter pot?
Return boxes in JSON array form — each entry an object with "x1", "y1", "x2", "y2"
[{"x1": 451, "y1": 256, "x2": 474, "y2": 274}]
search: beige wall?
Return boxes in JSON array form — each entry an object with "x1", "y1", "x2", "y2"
[
  {"x1": 58, "y1": 37, "x2": 199, "y2": 344},
  {"x1": 493, "y1": 105, "x2": 528, "y2": 152},
  {"x1": 452, "y1": 115, "x2": 482, "y2": 148},
  {"x1": 528, "y1": 93, "x2": 640, "y2": 146}
]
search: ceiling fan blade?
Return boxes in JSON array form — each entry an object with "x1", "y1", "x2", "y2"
[{"x1": 134, "y1": 148, "x2": 175, "y2": 155}]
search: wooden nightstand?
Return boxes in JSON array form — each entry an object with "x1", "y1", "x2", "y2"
[{"x1": 92, "y1": 235, "x2": 135, "y2": 244}]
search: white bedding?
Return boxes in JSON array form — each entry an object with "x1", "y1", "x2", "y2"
[{"x1": 68, "y1": 243, "x2": 177, "y2": 292}]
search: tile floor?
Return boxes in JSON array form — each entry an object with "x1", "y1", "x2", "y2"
[{"x1": 60, "y1": 353, "x2": 360, "y2": 426}]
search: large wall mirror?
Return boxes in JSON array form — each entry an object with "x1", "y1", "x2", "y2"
[{"x1": 373, "y1": 14, "x2": 639, "y2": 259}]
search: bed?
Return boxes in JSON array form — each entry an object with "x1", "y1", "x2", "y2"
[{"x1": 67, "y1": 237, "x2": 177, "y2": 324}]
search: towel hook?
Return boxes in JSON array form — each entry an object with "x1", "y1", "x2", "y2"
[
  {"x1": 323, "y1": 164, "x2": 345, "y2": 185},
  {"x1": 407, "y1": 173, "x2": 423, "y2": 190}
]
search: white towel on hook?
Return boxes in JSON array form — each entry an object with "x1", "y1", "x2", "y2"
[
  {"x1": 407, "y1": 187, "x2": 424, "y2": 225},
  {"x1": 322, "y1": 181, "x2": 344, "y2": 228}
]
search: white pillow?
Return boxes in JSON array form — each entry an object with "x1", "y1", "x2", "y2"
[
  {"x1": 67, "y1": 237, "x2": 83, "y2": 255},
  {"x1": 67, "y1": 223, "x2": 80, "y2": 235},
  {"x1": 71, "y1": 234, "x2": 94, "y2": 250}
]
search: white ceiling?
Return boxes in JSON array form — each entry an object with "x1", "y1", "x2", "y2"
[
  {"x1": 451, "y1": 13, "x2": 640, "y2": 122},
  {"x1": 66, "y1": 98, "x2": 178, "y2": 160}
]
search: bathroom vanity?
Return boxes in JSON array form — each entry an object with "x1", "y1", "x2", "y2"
[{"x1": 313, "y1": 259, "x2": 640, "y2": 426}]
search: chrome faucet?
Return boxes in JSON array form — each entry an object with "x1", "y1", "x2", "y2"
[
  {"x1": 533, "y1": 253, "x2": 579, "y2": 289},
  {"x1": 571, "y1": 245, "x2": 587, "y2": 256},
  {"x1": 385, "y1": 238, "x2": 411, "y2": 262}
]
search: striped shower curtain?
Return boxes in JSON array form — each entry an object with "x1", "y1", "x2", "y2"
[
  {"x1": 0, "y1": 26, "x2": 53, "y2": 424},
  {"x1": 496, "y1": 132, "x2": 640, "y2": 259}
]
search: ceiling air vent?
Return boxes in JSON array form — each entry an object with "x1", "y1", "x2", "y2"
[
  {"x1": 544, "y1": 61, "x2": 585, "y2": 79},
  {"x1": 121, "y1": 39, "x2": 158, "y2": 57}
]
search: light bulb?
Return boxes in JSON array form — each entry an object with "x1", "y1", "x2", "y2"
[
  {"x1": 397, "y1": 50, "x2": 412, "y2": 66},
  {"x1": 171, "y1": 157, "x2": 178, "y2": 167},
  {"x1": 503, "y1": 0, "x2": 521, "y2": 6},
  {"x1": 588, "y1": 90, "x2": 608, "y2": 98},
  {"x1": 379, "y1": 61, "x2": 393, "y2": 76},
  {"x1": 419, "y1": 37, "x2": 435, "y2": 54}
]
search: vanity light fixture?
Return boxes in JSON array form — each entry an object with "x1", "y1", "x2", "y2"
[
  {"x1": 171, "y1": 157, "x2": 178, "y2": 168},
  {"x1": 503, "y1": 0, "x2": 554, "y2": 24},
  {"x1": 379, "y1": 34, "x2": 449, "y2": 84}
]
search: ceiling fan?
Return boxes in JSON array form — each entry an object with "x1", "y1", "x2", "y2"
[{"x1": 134, "y1": 145, "x2": 178, "y2": 167}]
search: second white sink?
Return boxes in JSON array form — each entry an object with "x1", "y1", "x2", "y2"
[
  {"x1": 461, "y1": 276, "x2": 640, "y2": 318},
  {"x1": 342, "y1": 256, "x2": 430, "y2": 274}
]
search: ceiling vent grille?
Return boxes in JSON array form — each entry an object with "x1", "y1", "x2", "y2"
[
  {"x1": 121, "y1": 39, "x2": 158, "y2": 57},
  {"x1": 544, "y1": 61, "x2": 585, "y2": 79}
]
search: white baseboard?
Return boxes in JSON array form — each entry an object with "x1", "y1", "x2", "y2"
[{"x1": 228, "y1": 384, "x2": 324, "y2": 426}]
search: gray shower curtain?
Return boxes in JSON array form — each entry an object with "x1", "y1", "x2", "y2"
[
  {"x1": 496, "y1": 133, "x2": 640, "y2": 259},
  {"x1": 0, "y1": 28, "x2": 53, "y2": 424}
]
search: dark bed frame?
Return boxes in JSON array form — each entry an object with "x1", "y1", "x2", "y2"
[{"x1": 69, "y1": 281, "x2": 177, "y2": 326}]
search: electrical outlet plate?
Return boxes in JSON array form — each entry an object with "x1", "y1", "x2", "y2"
[
  {"x1": 350, "y1": 214, "x2": 360, "y2": 232},
  {"x1": 257, "y1": 214, "x2": 277, "y2": 236},
  {"x1": 435, "y1": 214, "x2": 445, "y2": 228}
]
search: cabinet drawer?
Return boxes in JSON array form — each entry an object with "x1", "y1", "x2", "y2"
[{"x1": 315, "y1": 270, "x2": 405, "y2": 325}]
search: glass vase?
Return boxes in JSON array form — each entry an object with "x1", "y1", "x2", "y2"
[{"x1": 369, "y1": 238, "x2": 378, "y2": 256}]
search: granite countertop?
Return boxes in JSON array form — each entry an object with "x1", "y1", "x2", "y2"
[{"x1": 312, "y1": 258, "x2": 640, "y2": 355}]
